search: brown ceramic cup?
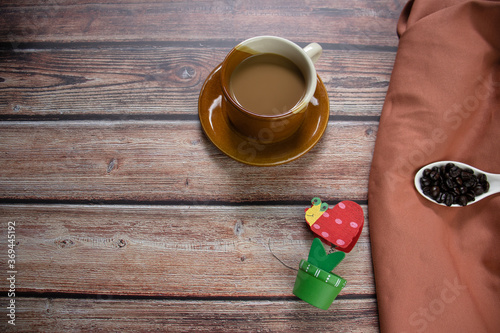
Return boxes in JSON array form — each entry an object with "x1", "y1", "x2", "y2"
[{"x1": 220, "y1": 36, "x2": 322, "y2": 144}]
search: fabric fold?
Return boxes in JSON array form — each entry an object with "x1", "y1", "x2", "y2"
[{"x1": 368, "y1": 0, "x2": 500, "y2": 332}]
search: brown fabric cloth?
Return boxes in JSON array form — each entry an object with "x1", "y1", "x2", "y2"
[{"x1": 368, "y1": 0, "x2": 500, "y2": 332}]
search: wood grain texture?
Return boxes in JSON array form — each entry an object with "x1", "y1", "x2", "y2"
[
  {"x1": 0, "y1": 120, "x2": 377, "y2": 202},
  {"x1": 1, "y1": 297, "x2": 379, "y2": 332},
  {"x1": 1, "y1": 0, "x2": 404, "y2": 46},
  {"x1": 0, "y1": 47, "x2": 394, "y2": 117},
  {"x1": 0, "y1": 204, "x2": 374, "y2": 296},
  {"x1": 0, "y1": 0, "x2": 392, "y2": 330}
]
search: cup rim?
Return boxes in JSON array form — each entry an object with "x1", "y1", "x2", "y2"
[{"x1": 220, "y1": 36, "x2": 317, "y2": 119}]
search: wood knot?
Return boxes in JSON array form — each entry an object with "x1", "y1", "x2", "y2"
[
  {"x1": 107, "y1": 158, "x2": 118, "y2": 173},
  {"x1": 234, "y1": 220, "x2": 244, "y2": 236},
  {"x1": 55, "y1": 238, "x2": 74, "y2": 248},
  {"x1": 178, "y1": 66, "x2": 195, "y2": 80},
  {"x1": 115, "y1": 239, "x2": 127, "y2": 248}
]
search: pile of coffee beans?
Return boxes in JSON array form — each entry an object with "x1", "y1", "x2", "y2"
[{"x1": 419, "y1": 163, "x2": 490, "y2": 206}]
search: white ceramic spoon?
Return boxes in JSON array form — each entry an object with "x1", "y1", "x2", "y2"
[{"x1": 414, "y1": 161, "x2": 500, "y2": 207}]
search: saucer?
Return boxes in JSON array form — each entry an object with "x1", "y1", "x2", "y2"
[{"x1": 198, "y1": 64, "x2": 329, "y2": 166}]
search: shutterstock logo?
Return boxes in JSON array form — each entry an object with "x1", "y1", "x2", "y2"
[{"x1": 407, "y1": 277, "x2": 467, "y2": 332}]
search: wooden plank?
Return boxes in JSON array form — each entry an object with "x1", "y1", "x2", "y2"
[
  {"x1": 0, "y1": 204, "x2": 374, "y2": 296},
  {"x1": 1, "y1": 297, "x2": 379, "y2": 332},
  {"x1": 0, "y1": 47, "x2": 394, "y2": 117},
  {"x1": 0, "y1": 120, "x2": 377, "y2": 202},
  {"x1": 0, "y1": 0, "x2": 403, "y2": 47}
]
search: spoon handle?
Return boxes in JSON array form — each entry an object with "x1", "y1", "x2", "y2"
[{"x1": 484, "y1": 171, "x2": 500, "y2": 195}]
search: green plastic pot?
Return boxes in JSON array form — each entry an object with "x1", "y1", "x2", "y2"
[{"x1": 293, "y1": 259, "x2": 346, "y2": 310}]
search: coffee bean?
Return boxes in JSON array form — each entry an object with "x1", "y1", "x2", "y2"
[
  {"x1": 421, "y1": 177, "x2": 432, "y2": 187},
  {"x1": 463, "y1": 177, "x2": 476, "y2": 188},
  {"x1": 456, "y1": 195, "x2": 467, "y2": 206},
  {"x1": 483, "y1": 180, "x2": 490, "y2": 192},
  {"x1": 473, "y1": 184, "x2": 484, "y2": 196},
  {"x1": 423, "y1": 168, "x2": 431, "y2": 177},
  {"x1": 477, "y1": 174, "x2": 486, "y2": 183},
  {"x1": 431, "y1": 186, "x2": 440, "y2": 198},
  {"x1": 445, "y1": 194, "x2": 454, "y2": 206},
  {"x1": 423, "y1": 186, "x2": 431, "y2": 196},
  {"x1": 461, "y1": 171, "x2": 472, "y2": 180},
  {"x1": 449, "y1": 166, "x2": 461, "y2": 178}
]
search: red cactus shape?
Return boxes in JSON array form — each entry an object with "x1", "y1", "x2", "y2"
[{"x1": 305, "y1": 197, "x2": 364, "y2": 253}]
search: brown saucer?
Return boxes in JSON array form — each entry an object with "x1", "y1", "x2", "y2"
[{"x1": 198, "y1": 65, "x2": 329, "y2": 166}]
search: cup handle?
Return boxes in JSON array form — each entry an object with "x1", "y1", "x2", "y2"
[{"x1": 303, "y1": 43, "x2": 322, "y2": 64}]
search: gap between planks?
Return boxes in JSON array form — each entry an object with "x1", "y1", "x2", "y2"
[
  {"x1": 0, "y1": 115, "x2": 381, "y2": 122},
  {"x1": 0, "y1": 40, "x2": 398, "y2": 53}
]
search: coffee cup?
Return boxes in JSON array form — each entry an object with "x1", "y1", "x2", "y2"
[{"x1": 220, "y1": 36, "x2": 322, "y2": 144}]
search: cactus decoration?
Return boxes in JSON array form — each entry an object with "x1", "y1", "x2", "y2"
[
  {"x1": 307, "y1": 237, "x2": 345, "y2": 271},
  {"x1": 293, "y1": 197, "x2": 364, "y2": 310}
]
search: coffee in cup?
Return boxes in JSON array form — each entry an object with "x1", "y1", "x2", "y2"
[{"x1": 229, "y1": 53, "x2": 306, "y2": 116}]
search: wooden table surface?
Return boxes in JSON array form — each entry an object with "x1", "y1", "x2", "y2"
[{"x1": 1, "y1": 1, "x2": 405, "y2": 331}]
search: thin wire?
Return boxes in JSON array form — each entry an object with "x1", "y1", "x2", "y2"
[{"x1": 267, "y1": 239, "x2": 298, "y2": 272}]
